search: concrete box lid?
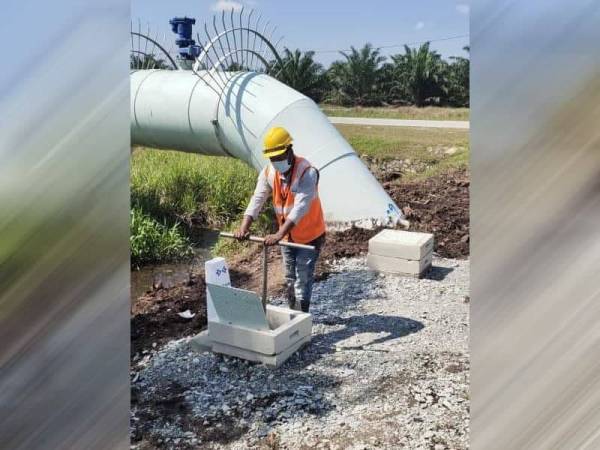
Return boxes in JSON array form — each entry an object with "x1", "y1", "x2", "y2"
[
  {"x1": 368, "y1": 229, "x2": 434, "y2": 260},
  {"x1": 207, "y1": 283, "x2": 270, "y2": 331}
]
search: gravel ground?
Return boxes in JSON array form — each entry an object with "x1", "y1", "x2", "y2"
[{"x1": 131, "y1": 256, "x2": 469, "y2": 450}]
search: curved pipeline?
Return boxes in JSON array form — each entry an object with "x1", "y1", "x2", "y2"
[{"x1": 131, "y1": 69, "x2": 406, "y2": 228}]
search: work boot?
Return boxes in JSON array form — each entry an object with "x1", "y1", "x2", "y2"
[{"x1": 300, "y1": 301, "x2": 310, "y2": 313}]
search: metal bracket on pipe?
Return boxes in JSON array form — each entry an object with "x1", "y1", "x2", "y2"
[{"x1": 219, "y1": 232, "x2": 315, "y2": 311}]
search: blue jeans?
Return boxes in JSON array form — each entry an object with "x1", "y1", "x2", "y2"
[{"x1": 281, "y1": 234, "x2": 325, "y2": 312}]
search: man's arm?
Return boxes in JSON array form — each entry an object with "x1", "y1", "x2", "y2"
[{"x1": 234, "y1": 169, "x2": 271, "y2": 240}]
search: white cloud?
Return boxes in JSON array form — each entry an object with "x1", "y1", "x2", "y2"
[
  {"x1": 212, "y1": 0, "x2": 244, "y2": 12},
  {"x1": 414, "y1": 21, "x2": 425, "y2": 31},
  {"x1": 456, "y1": 3, "x2": 470, "y2": 15}
]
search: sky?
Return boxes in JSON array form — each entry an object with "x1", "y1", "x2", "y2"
[{"x1": 131, "y1": 0, "x2": 470, "y2": 66}]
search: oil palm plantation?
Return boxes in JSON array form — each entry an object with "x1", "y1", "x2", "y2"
[
  {"x1": 271, "y1": 48, "x2": 327, "y2": 102},
  {"x1": 389, "y1": 43, "x2": 447, "y2": 106},
  {"x1": 326, "y1": 43, "x2": 386, "y2": 106},
  {"x1": 446, "y1": 46, "x2": 470, "y2": 106}
]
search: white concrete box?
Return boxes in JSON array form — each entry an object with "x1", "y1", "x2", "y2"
[
  {"x1": 192, "y1": 284, "x2": 313, "y2": 367},
  {"x1": 367, "y1": 251, "x2": 432, "y2": 278},
  {"x1": 208, "y1": 304, "x2": 312, "y2": 356},
  {"x1": 368, "y1": 229, "x2": 434, "y2": 261}
]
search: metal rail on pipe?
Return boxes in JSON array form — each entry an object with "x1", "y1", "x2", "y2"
[{"x1": 219, "y1": 232, "x2": 316, "y2": 311}]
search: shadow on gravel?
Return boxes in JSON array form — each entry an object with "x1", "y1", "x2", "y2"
[
  {"x1": 423, "y1": 265, "x2": 454, "y2": 281},
  {"x1": 292, "y1": 314, "x2": 424, "y2": 368}
]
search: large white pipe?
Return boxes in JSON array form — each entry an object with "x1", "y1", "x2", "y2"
[{"x1": 131, "y1": 69, "x2": 405, "y2": 228}]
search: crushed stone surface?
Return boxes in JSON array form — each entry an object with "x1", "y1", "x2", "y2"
[{"x1": 131, "y1": 256, "x2": 469, "y2": 450}]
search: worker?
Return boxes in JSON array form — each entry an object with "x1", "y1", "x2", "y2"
[{"x1": 234, "y1": 126, "x2": 326, "y2": 313}]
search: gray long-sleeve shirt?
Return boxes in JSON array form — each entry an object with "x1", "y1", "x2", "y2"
[{"x1": 244, "y1": 165, "x2": 319, "y2": 224}]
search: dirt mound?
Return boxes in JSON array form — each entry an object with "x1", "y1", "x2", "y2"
[
  {"x1": 389, "y1": 169, "x2": 470, "y2": 259},
  {"x1": 317, "y1": 170, "x2": 470, "y2": 263},
  {"x1": 131, "y1": 276, "x2": 207, "y2": 358},
  {"x1": 321, "y1": 227, "x2": 379, "y2": 260},
  {"x1": 227, "y1": 245, "x2": 286, "y2": 295}
]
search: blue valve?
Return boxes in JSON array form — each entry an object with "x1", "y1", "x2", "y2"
[{"x1": 169, "y1": 17, "x2": 202, "y2": 60}]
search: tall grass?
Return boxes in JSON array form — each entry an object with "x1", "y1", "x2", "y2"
[
  {"x1": 131, "y1": 148, "x2": 275, "y2": 262},
  {"x1": 131, "y1": 148, "x2": 260, "y2": 225},
  {"x1": 130, "y1": 207, "x2": 193, "y2": 266}
]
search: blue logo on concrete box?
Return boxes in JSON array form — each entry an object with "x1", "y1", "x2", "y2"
[{"x1": 216, "y1": 266, "x2": 228, "y2": 277}]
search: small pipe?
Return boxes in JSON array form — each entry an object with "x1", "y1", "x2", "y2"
[{"x1": 219, "y1": 232, "x2": 316, "y2": 251}]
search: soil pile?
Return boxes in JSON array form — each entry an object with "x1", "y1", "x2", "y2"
[
  {"x1": 389, "y1": 169, "x2": 470, "y2": 259},
  {"x1": 131, "y1": 276, "x2": 207, "y2": 358},
  {"x1": 227, "y1": 245, "x2": 285, "y2": 294}
]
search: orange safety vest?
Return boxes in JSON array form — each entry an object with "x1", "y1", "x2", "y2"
[{"x1": 265, "y1": 156, "x2": 326, "y2": 244}]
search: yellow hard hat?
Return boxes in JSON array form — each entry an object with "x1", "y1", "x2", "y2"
[{"x1": 263, "y1": 126, "x2": 292, "y2": 158}]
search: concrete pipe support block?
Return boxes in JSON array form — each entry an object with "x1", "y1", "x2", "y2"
[
  {"x1": 367, "y1": 251, "x2": 433, "y2": 278},
  {"x1": 368, "y1": 229, "x2": 434, "y2": 260}
]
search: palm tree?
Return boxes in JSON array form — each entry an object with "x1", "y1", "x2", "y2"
[
  {"x1": 271, "y1": 49, "x2": 327, "y2": 102},
  {"x1": 446, "y1": 45, "x2": 470, "y2": 106},
  {"x1": 326, "y1": 43, "x2": 387, "y2": 106},
  {"x1": 390, "y1": 43, "x2": 447, "y2": 106}
]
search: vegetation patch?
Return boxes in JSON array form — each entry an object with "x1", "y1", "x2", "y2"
[
  {"x1": 131, "y1": 148, "x2": 258, "y2": 225},
  {"x1": 130, "y1": 207, "x2": 193, "y2": 266}
]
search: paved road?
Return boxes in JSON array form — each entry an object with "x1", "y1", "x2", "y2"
[{"x1": 329, "y1": 116, "x2": 469, "y2": 129}]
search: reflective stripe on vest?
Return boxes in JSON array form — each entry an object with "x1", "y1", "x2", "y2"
[{"x1": 266, "y1": 156, "x2": 326, "y2": 244}]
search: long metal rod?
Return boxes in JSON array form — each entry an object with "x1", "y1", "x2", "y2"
[
  {"x1": 219, "y1": 232, "x2": 316, "y2": 251},
  {"x1": 261, "y1": 245, "x2": 268, "y2": 310},
  {"x1": 221, "y1": 11, "x2": 234, "y2": 69}
]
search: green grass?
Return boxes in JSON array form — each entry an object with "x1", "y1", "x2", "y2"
[
  {"x1": 131, "y1": 147, "x2": 274, "y2": 261},
  {"x1": 321, "y1": 104, "x2": 470, "y2": 121},
  {"x1": 130, "y1": 207, "x2": 193, "y2": 266},
  {"x1": 131, "y1": 148, "x2": 260, "y2": 226},
  {"x1": 336, "y1": 124, "x2": 470, "y2": 180}
]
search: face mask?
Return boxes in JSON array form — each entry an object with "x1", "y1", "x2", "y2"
[{"x1": 271, "y1": 159, "x2": 292, "y2": 174}]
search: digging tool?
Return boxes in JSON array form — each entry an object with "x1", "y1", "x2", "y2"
[{"x1": 219, "y1": 232, "x2": 315, "y2": 311}]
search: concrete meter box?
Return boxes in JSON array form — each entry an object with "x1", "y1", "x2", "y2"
[{"x1": 367, "y1": 229, "x2": 434, "y2": 278}]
